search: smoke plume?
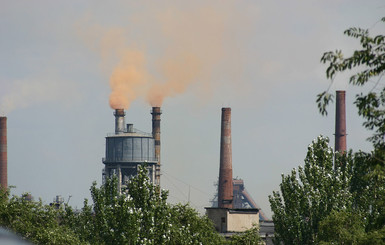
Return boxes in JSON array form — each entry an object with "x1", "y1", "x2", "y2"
[
  {"x1": 109, "y1": 49, "x2": 148, "y2": 109},
  {"x1": 0, "y1": 78, "x2": 78, "y2": 115},
  {"x1": 79, "y1": 1, "x2": 255, "y2": 109}
]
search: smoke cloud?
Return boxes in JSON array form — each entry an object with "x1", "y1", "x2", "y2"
[
  {"x1": 0, "y1": 78, "x2": 78, "y2": 115},
  {"x1": 79, "y1": 1, "x2": 256, "y2": 109},
  {"x1": 109, "y1": 49, "x2": 148, "y2": 109}
]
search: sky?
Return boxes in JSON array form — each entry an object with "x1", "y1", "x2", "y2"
[{"x1": 0, "y1": 0, "x2": 384, "y2": 218}]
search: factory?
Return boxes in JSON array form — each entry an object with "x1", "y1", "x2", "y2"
[
  {"x1": 102, "y1": 107, "x2": 162, "y2": 191},
  {"x1": 100, "y1": 106, "x2": 269, "y2": 237},
  {"x1": 0, "y1": 90, "x2": 347, "y2": 244},
  {"x1": 206, "y1": 108, "x2": 260, "y2": 235}
]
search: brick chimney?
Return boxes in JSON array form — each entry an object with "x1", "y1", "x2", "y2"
[
  {"x1": 335, "y1": 91, "x2": 347, "y2": 153},
  {"x1": 0, "y1": 117, "x2": 7, "y2": 191},
  {"x1": 218, "y1": 108, "x2": 233, "y2": 208}
]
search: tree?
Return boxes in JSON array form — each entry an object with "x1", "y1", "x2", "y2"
[
  {"x1": 0, "y1": 165, "x2": 225, "y2": 244},
  {"x1": 349, "y1": 149, "x2": 385, "y2": 232},
  {"x1": 317, "y1": 17, "x2": 385, "y2": 149},
  {"x1": 0, "y1": 190, "x2": 84, "y2": 245},
  {"x1": 270, "y1": 17, "x2": 385, "y2": 245},
  {"x1": 269, "y1": 136, "x2": 353, "y2": 245},
  {"x1": 358, "y1": 226, "x2": 385, "y2": 245},
  {"x1": 229, "y1": 224, "x2": 261, "y2": 245},
  {"x1": 316, "y1": 16, "x2": 385, "y2": 237},
  {"x1": 318, "y1": 210, "x2": 365, "y2": 245},
  {"x1": 269, "y1": 136, "x2": 385, "y2": 245},
  {"x1": 1, "y1": 165, "x2": 264, "y2": 244},
  {"x1": 64, "y1": 165, "x2": 225, "y2": 245},
  {"x1": 168, "y1": 203, "x2": 226, "y2": 245},
  {"x1": 318, "y1": 210, "x2": 385, "y2": 245}
]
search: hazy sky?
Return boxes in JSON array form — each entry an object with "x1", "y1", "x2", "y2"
[{"x1": 1, "y1": 0, "x2": 384, "y2": 217}]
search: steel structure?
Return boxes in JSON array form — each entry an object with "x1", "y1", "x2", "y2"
[
  {"x1": 233, "y1": 179, "x2": 268, "y2": 221},
  {"x1": 103, "y1": 109, "x2": 159, "y2": 191}
]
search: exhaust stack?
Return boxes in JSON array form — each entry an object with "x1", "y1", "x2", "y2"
[
  {"x1": 114, "y1": 109, "x2": 125, "y2": 134},
  {"x1": 335, "y1": 91, "x2": 347, "y2": 153},
  {"x1": 151, "y1": 107, "x2": 162, "y2": 185},
  {"x1": 0, "y1": 117, "x2": 7, "y2": 191},
  {"x1": 218, "y1": 108, "x2": 233, "y2": 208}
]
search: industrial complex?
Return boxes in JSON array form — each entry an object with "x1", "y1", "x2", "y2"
[
  {"x1": 0, "y1": 89, "x2": 347, "y2": 244},
  {"x1": 102, "y1": 107, "x2": 162, "y2": 191}
]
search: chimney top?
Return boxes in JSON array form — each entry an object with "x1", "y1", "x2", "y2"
[
  {"x1": 151, "y1": 107, "x2": 162, "y2": 114},
  {"x1": 114, "y1": 109, "x2": 125, "y2": 134},
  {"x1": 114, "y1": 109, "x2": 125, "y2": 116}
]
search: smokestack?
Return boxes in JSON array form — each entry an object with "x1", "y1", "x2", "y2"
[
  {"x1": 335, "y1": 90, "x2": 347, "y2": 153},
  {"x1": 0, "y1": 117, "x2": 7, "y2": 191},
  {"x1": 218, "y1": 108, "x2": 233, "y2": 208},
  {"x1": 114, "y1": 109, "x2": 125, "y2": 134},
  {"x1": 151, "y1": 107, "x2": 162, "y2": 185}
]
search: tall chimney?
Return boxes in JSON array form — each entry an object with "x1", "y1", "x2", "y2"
[
  {"x1": 114, "y1": 109, "x2": 125, "y2": 134},
  {"x1": 218, "y1": 108, "x2": 233, "y2": 208},
  {"x1": 151, "y1": 107, "x2": 162, "y2": 185},
  {"x1": 335, "y1": 90, "x2": 347, "y2": 153},
  {"x1": 0, "y1": 117, "x2": 7, "y2": 191}
]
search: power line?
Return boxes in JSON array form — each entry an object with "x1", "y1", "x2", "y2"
[
  {"x1": 161, "y1": 170, "x2": 212, "y2": 197},
  {"x1": 162, "y1": 174, "x2": 207, "y2": 207}
]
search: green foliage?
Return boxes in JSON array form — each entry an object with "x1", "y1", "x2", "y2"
[
  {"x1": 350, "y1": 149, "x2": 385, "y2": 231},
  {"x1": 168, "y1": 203, "x2": 224, "y2": 245},
  {"x1": 269, "y1": 136, "x2": 353, "y2": 245},
  {"x1": 318, "y1": 210, "x2": 365, "y2": 245},
  {"x1": 312, "y1": 16, "x2": 385, "y2": 244},
  {"x1": 318, "y1": 210, "x2": 385, "y2": 245},
  {"x1": 0, "y1": 165, "x2": 225, "y2": 244},
  {"x1": 229, "y1": 224, "x2": 261, "y2": 245},
  {"x1": 0, "y1": 190, "x2": 84, "y2": 245},
  {"x1": 358, "y1": 226, "x2": 385, "y2": 245},
  {"x1": 64, "y1": 165, "x2": 225, "y2": 245},
  {"x1": 81, "y1": 167, "x2": 172, "y2": 244},
  {"x1": 269, "y1": 136, "x2": 385, "y2": 244},
  {"x1": 317, "y1": 17, "x2": 385, "y2": 148}
]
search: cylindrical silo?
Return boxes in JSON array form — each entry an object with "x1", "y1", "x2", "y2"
[{"x1": 103, "y1": 110, "x2": 157, "y2": 190}]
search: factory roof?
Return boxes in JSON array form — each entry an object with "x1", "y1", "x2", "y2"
[{"x1": 107, "y1": 128, "x2": 153, "y2": 138}]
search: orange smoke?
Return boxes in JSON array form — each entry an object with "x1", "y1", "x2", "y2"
[
  {"x1": 108, "y1": 49, "x2": 147, "y2": 109},
  {"x1": 147, "y1": 52, "x2": 203, "y2": 106},
  {"x1": 142, "y1": 6, "x2": 226, "y2": 107},
  {"x1": 78, "y1": 1, "x2": 252, "y2": 109}
]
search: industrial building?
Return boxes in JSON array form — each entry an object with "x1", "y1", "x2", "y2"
[
  {"x1": 0, "y1": 88, "x2": 347, "y2": 245},
  {"x1": 206, "y1": 108, "x2": 260, "y2": 235},
  {"x1": 99, "y1": 89, "x2": 347, "y2": 243},
  {"x1": 102, "y1": 107, "x2": 162, "y2": 191}
]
